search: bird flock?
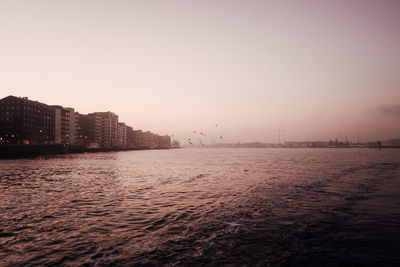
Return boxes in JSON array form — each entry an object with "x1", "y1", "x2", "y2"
[{"x1": 188, "y1": 123, "x2": 223, "y2": 146}]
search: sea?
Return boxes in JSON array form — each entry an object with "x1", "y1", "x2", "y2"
[{"x1": 0, "y1": 148, "x2": 399, "y2": 266}]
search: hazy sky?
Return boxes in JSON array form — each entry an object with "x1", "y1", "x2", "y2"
[{"x1": 1, "y1": 0, "x2": 399, "y2": 144}]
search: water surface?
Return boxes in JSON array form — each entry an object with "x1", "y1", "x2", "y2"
[{"x1": 1, "y1": 148, "x2": 399, "y2": 266}]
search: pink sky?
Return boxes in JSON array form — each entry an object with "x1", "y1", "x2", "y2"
[{"x1": 1, "y1": 0, "x2": 399, "y2": 143}]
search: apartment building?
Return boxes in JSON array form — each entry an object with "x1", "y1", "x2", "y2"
[
  {"x1": 53, "y1": 106, "x2": 78, "y2": 145},
  {"x1": 1, "y1": 95, "x2": 171, "y2": 149},
  {"x1": 77, "y1": 113, "x2": 101, "y2": 148},
  {"x1": 126, "y1": 125, "x2": 134, "y2": 147},
  {"x1": 0, "y1": 96, "x2": 55, "y2": 144},
  {"x1": 117, "y1": 122, "x2": 127, "y2": 147},
  {"x1": 93, "y1": 112, "x2": 118, "y2": 148}
]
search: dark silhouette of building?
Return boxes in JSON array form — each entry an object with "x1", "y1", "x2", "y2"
[
  {"x1": 1, "y1": 95, "x2": 172, "y2": 150},
  {"x1": 118, "y1": 122, "x2": 127, "y2": 147},
  {"x1": 0, "y1": 96, "x2": 55, "y2": 144},
  {"x1": 78, "y1": 112, "x2": 118, "y2": 148},
  {"x1": 77, "y1": 113, "x2": 101, "y2": 148},
  {"x1": 126, "y1": 125, "x2": 134, "y2": 148}
]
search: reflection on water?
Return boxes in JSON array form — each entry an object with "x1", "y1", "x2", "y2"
[{"x1": 0, "y1": 148, "x2": 399, "y2": 266}]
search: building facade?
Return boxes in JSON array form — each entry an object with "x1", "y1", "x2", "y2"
[
  {"x1": 132, "y1": 130, "x2": 143, "y2": 148},
  {"x1": 142, "y1": 131, "x2": 155, "y2": 148},
  {"x1": 1, "y1": 95, "x2": 172, "y2": 150},
  {"x1": 0, "y1": 96, "x2": 55, "y2": 144},
  {"x1": 77, "y1": 113, "x2": 102, "y2": 148},
  {"x1": 53, "y1": 106, "x2": 78, "y2": 145},
  {"x1": 156, "y1": 135, "x2": 171, "y2": 149},
  {"x1": 126, "y1": 125, "x2": 134, "y2": 147},
  {"x1": 93, "y1": 112, "x2": 118, "y2": 148},
  {"x1": 117, "y1": 122, "x2": 127, "y2": 147}
]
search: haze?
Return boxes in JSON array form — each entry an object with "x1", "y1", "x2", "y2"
[{"x1": 1, "y1": 0, "x2": 399, "y2": 144}]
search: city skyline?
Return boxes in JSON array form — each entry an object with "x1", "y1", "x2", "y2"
[
  {"x1": 1, "y1": 1, "x2": 400, "y2": 143},
  {"x1": 0, "y1": 95, "x2": 172, "y2": 150}
]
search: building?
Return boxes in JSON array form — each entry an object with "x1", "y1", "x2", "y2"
[
  {"x1": 1, "y1": 95, "x2": 171, "y2": 150},
  {"x1": 63, "y1": 108, "x2": 78, "y2": 145},
  {"x1": 77, "y1": 113, "x2": 101, "y2": 148},
  {"x1": 78, "y1": 112, "x2": 120, "y2": 148},
  {"x1": 142, "y1": 131, "x2": 155, "y2": 148},
  {"x1": 132, "y1": 130, "x2": 143, "y2": 148},
  {"x1": 93, "y1": 112, "x2": 118, "y2": 148},
  {"x1": 156, "y1": 134, "x2": 171, "y2": 149},
  {"x1": 0, "y1": 96, "x2": 55, "y2": 144},
  {"x1": 117, "y1": 122, "x2": 127, "y2": 147},
  {"x1": 126, "y1": 125, "x2": 134, "y2": 147},
  {"x1": 52, "y1": 106, "x2": 78, "y2": 145},
  {"x1": 54, "y1": 106, "x2": 62, "y2": 144}
]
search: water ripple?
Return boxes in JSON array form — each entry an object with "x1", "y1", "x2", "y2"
[{"x1": 0, "y1": 148, "x2": 399, "y2": 265}]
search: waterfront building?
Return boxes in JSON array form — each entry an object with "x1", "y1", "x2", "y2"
[
  {"x1": 142, "y1": 131, "x2": 155, "y2": 148},
  {"x1": 54, "y1": 106, "x2": 62, "y2": 144},
  {"x1": 73, "y1": 112, "x2": 79, "y2": 143},
  {"x1": 52, "y1": 106, "x2": 78, "y2": 145},
  {"x1": 0, "y1": 96, "x2": 55, "y2": 144},
  {"x1": 132, "y1": 130, "x2": 143, "y2": 148},
  {"x1": 93, "y1": 112, "x2": 118, "y2": 148},
  {"x1": 62, "y1": 108, "x2": 77, "y2": 145},
  {"x1": 117, "y1": 122, "x2": 127, "y2": 147},
  {"x1": 1, "y1": 95, "x2": 170, "y2": 150},
  {"x1": 156, "y1": 135, "x2": 171, "y2": 149},
  {"x1": 77, "y1": 113, "x2": 101, "y2": 148},
  {"x1": 388, "y1": 138, "x2": 400, "y2": 146},
  {"x1": 126, "y1": 125, "x2": 134, "y2": 147}
]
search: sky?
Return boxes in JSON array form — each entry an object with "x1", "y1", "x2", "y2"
[{"x1": 1, "y1": 0, "x2": 399, "y2": 144}]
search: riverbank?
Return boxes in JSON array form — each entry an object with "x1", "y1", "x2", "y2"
[{"x1": 0, "y1": 144, "x2": 172, "y2": 159}]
